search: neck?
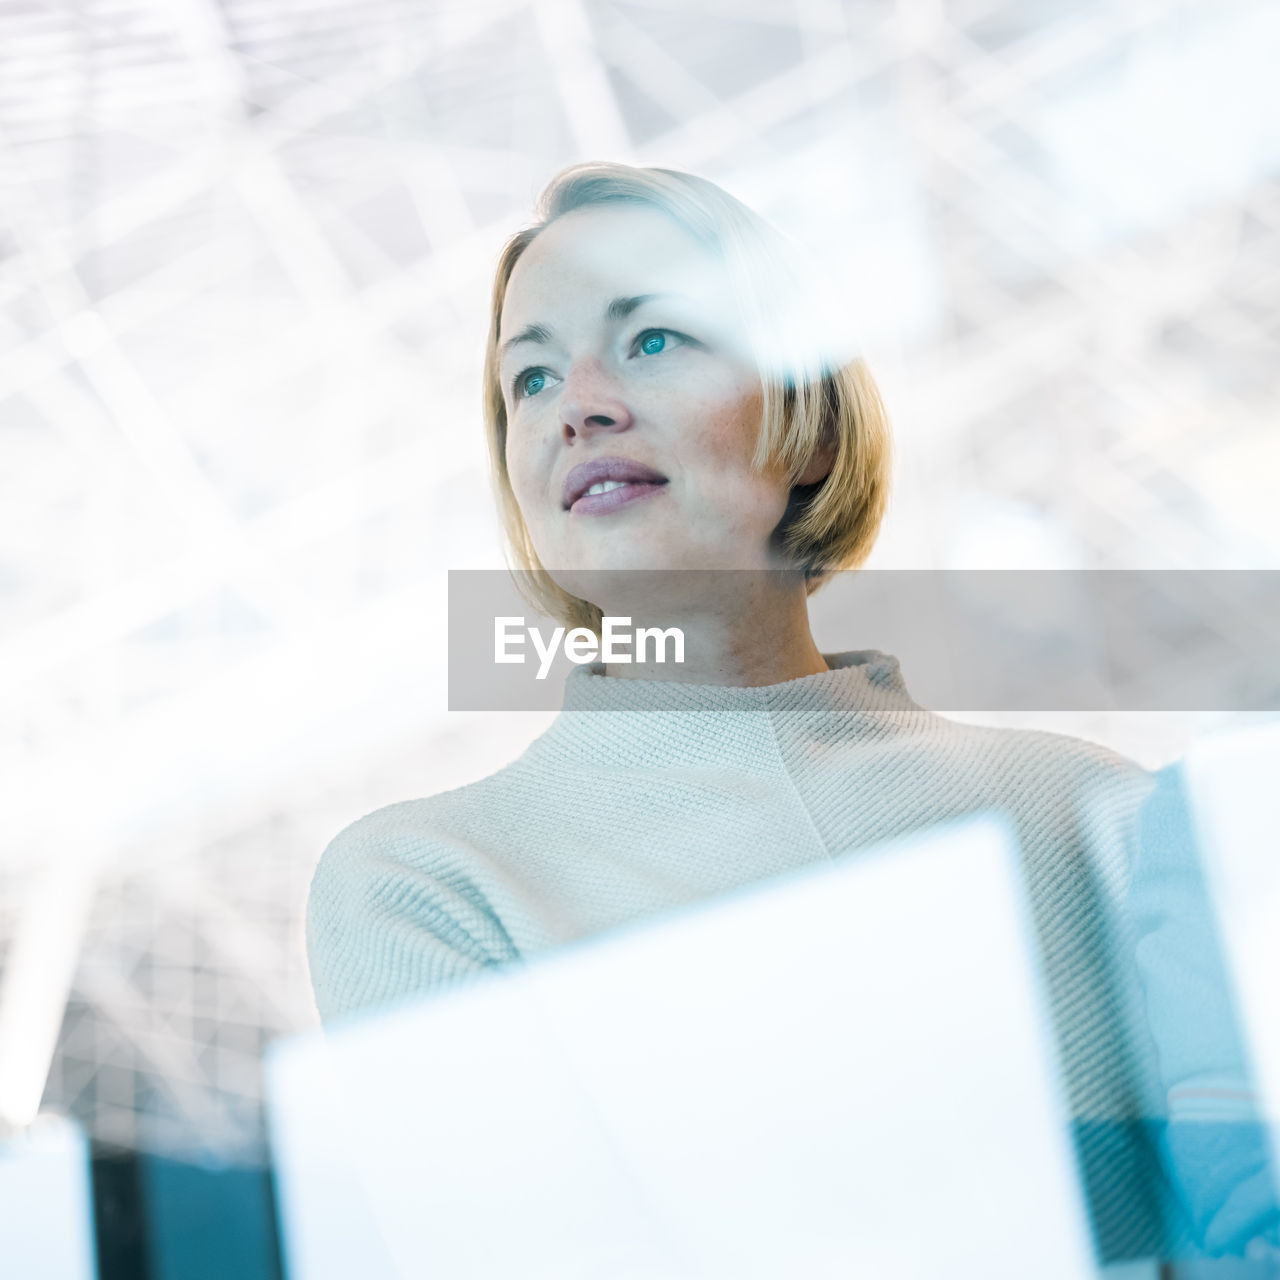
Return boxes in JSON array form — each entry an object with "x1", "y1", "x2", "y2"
[{"x1": 595, "y1": 574, "x2": 830, "y2": 687}]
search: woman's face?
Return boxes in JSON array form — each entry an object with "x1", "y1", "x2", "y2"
[{"x1": 499, "y1": 202, "x2": 810, "y2": 590}]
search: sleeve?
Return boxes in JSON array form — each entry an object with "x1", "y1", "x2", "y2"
[
  {"x1": 304, "y1": 807, "x2": 516, "y2": 1026},
  {"x1": 1126, "y1": 762, "x2": 1280, "y2": 1258}
]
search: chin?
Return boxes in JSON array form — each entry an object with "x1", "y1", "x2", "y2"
[
  {"x1": 570, "y1": 542, "x2": 677, "y2": 570},
  {"x1": 550, "y1": 557, "x2": 677, "y2": 607}
]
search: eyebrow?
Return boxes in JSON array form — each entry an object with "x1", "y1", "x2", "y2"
[{"x1": 499, "y1": 292, "x2": 688, "y2": 362}]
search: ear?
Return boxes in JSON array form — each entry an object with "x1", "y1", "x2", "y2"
[{"x1": 796, "y1": 434, "x2": 837, "y2": 487}]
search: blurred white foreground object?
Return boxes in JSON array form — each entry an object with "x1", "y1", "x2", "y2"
[
  {"x1": 267, "y1": 812, "x2": 1097, "y2": 1280},
  {"x1": 1183, "y1": 722, "x2": 1280, "y2": 1127},
  {"x1": 0, "y1": 1111, "x2": 96, "y2": 1279}
]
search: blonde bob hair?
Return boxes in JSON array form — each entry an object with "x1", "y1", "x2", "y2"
[{"x1": 482, "y1": 161, "x2": 893, "y2": 639}]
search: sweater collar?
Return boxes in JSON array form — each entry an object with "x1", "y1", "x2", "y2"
[
  {"x1": 518, "y1": 649, "x2": 926, "y2": 770},
  {"x1": 556, "y1": 648, "x2": 915, "y2": 715},
  {"x1": 512, "y1": 650, "x2": 931, "y2": 768}
]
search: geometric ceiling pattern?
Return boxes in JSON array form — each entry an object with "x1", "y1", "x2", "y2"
[{"x1": 1, "y1": 0, "x2": 1276, "y2": 1159}]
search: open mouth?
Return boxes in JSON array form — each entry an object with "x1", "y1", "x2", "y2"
[{"x1": 567, "y1": 478, "x2": 669, "y2": 515}]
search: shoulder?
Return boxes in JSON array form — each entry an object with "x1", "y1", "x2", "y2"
[
  {"x1": 310, "y1": 752, "x2": 538, "y2": 896},
  {"x1": 995, "y1": 724, "x2": 1157, "y2": 832},
  {"x1": 924, "y1": 719, "x2": 1160, "y2": 892},
  {"x1": 928, "y1": 713, "x2": 1156, "y2": 802},
  {"x1": 305, "y1": 774, "x2": 526, "y2": 1025},
  {"x1": 306, "y1": 797, "x2": 459, "y2": 915},
  {"x1": 1020, "y1": 728, "x2": 1156, "y2": 821}
]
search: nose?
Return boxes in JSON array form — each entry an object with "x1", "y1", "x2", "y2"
[{"x1": 559, "y1": 356, "x2": 634, "y2": 438}]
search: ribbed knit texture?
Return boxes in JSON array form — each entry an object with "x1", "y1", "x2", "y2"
[{"x1": 306, "y1": 648, "x2": 1177, "y2": 1260}]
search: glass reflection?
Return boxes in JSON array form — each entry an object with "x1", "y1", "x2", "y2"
[{"x1": 1127, "y1": 762, "x2": 1280, "y2": 1267}]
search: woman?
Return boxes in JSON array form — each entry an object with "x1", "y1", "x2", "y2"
[{"x1": 307, "y1": 162, "x2": 1179, "y2": 1261}]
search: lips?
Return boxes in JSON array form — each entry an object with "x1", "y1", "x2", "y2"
[{"x1": 561, "y1": 456, "x2": 669, "y2": 510}]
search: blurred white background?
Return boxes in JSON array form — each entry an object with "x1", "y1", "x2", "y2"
[{"x1": 0, "y1": 0, "x2": 1277, "y2": 1163}]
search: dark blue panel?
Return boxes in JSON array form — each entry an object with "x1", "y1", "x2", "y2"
[
  {"x1": 91, "y1": 1149, "x2": 151, "y2": 1280},
  {"x1": 140, "y1": 1154, "x2": 283, "y2": 1280}
]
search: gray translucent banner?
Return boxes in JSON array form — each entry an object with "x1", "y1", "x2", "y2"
[{"x1": 447, "y1": 569, "x2": 1280, "y2": 712}]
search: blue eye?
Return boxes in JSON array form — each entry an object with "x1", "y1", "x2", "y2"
[
  {"x1": 515, "y1": 368, "x2": 548, "y2": 398},
  {"x1": 512, "y1": 329, "x2": 684, "y2": 401},
  {"x1": 634, "y1": 328, "x2": 692, "y2": 358}
]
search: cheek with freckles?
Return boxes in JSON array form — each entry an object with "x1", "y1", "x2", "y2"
[
  {"x1": 504, "y1": 432, "x2": 557, "y2": 560},
  {"x1": 674, "y1": 391, "x2": 785, "y2": 526}
]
